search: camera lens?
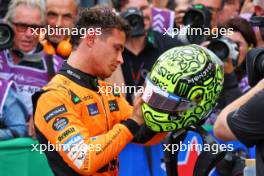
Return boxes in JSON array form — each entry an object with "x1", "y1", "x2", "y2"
[
  {"x1": 207, "y1": 41, "x2": 229, "y2": 61},
  {"x1": 119, "y1": 7, "x2": 145, "y2": 37},
  {"x1": 183, "y1": 4, "x2": 212, "y2": 28},
  {"x1": 127, "y1": 15, "x2": 140, "y2": 28},
  {"x1": 246, "y1": 48, "x2": 264, "y2": 87},
  {"x1": 184, "y1": 10, "x2": 205, "y2": 26},
  {"x1": 0, "y1": 22, "x2": 14, "y2": 50},
  {"x1": 0, "y1": 24, "x2": 11, "y2": 45}
]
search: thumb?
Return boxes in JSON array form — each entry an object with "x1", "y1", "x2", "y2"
[{"x1": 133, "y1": 90, "x2": 143, "y2": 107}]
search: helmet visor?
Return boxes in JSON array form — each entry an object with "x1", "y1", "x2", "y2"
[{"x1": 142, "y1": 77, "x2": 196, "y2": 112}]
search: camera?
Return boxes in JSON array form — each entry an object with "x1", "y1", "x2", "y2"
[
  {"x1": 183, "y1": 4, "x2": 211, "y2": 29},
  {"x1": 246, "y1": 47, "x2": 264, "y2": 87},
  {"x1": 245, "y1": 16, "x2": 264, "y2": 87},
  {"x1": 250, "y1": 16, "x2": 264, "y2": 41},
  {"x1": 177, "y1": 4, "x2": 212, "y2": 44},
  {"x1": 207, "y1": 37, "x2": 239, "y2": 66},
  {"x1": 0, "y1": 20, "x2": 14, "y2": 51},
  {"x1": 120, "y1": 7, "x2": 145, "y2": 37}
]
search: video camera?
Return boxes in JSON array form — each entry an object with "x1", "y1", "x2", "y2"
[
  {"x1": 207, "y1": 37, "x2": 240, "y2": 66},
  {"x1": 245, "y1": 16, "x2": 264, "y2": 87},
  {"x1": 119, "y1": 7, "x2": 145, "y2": 37},
  {"x1": 177, "y1": 4, "x2": 212, "y2": 44},
  {"x1": 250, "y1": 16, "x2": 264, "y2": 40},
  {"x1": 246, "y1": 47, "x2": 264, "y2": 87},
  {"x1": 0, "y1": 20, "x2": 14, "y2": 51}
]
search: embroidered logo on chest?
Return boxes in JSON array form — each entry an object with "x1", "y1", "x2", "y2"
[
  {"x1": 87, "y1": 103, "x2": 99, "y2": 116},
  {"x1": 108, "y1": 100, "x2": 119, "y2": 112}
]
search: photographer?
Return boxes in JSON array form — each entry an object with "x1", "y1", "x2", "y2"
[
  {"x1": 207, "y1": 17, "x2": 256, "y2": 111},
  {"x1": 0, "y1": 0, "x2": 63, "y2": 137},
  {"x1": 226, "y1": 18, "x2": 257, "y2": 93},
  {"x1": 223, "y1": 17, "x2": 256, "y2": 99},
  {"x1": 209, "y1": 17, "x2": 258, "y2": 176},
  {"x1": 214, "y1": 78, "x2": 264, "y2": 176},
  {"x1": 192, "y1": 0, "x2": 224, "y2": 28},
  {"x1": 172, "y1": 0, "x2": 225, "y2": 45},
  {"x1": 41, "y1": 0, "x2": 78, "y2": 59}
]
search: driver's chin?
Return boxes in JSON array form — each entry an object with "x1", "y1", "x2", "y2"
[
  {"x1": 104, "y1": 72, "x2": 112, "y2": 79},
  {"x1": 103, "y1": 70, "x2": 113, "y2": 79}
]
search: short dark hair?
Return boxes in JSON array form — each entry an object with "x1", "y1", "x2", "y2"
[
  {"x1": 70, "y1": 6, "x2": 130, "y2": 46},
  {"x1": 225, "y1": 17, "x2": 257, "y2": 47}
]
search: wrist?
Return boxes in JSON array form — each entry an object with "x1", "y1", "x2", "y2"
[
  {"x1": 122, "y1": 119, "x2": 141, "y2": 136},
  {"x1": 132, "y1": 117, "x2": 144, "y2": 126}
]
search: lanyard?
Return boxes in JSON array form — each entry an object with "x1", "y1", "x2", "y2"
[{"x1": 129, "y1": 61, "x2": 145, "y2": 87}]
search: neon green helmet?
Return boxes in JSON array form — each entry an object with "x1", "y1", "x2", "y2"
[{"x1": 141, "y1": 44, "x2": 224, "y2": 132}]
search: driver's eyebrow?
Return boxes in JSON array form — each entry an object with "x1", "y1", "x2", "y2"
[{"x1": 114, "y1": 44, "x2": 125, "y2": 52}]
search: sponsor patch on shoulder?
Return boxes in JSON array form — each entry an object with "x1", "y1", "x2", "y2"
[
  {"x1": 44, "y1": 105, "x2": 67, "y2": 122},
  {"x1": 52, "y1": 117, "x2": 69, "y2": 131},
  {"x1": 87, "y1": 103, "x2": 99, "y2": 116}
]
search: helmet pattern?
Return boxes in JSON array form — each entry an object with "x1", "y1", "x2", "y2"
[{"x1": 142, "y1": 44, "x2": 224, "y2": 132}]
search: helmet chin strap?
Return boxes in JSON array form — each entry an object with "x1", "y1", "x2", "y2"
[{"x1": 11, "y1": 43, "x2": 43, "y2": 62}]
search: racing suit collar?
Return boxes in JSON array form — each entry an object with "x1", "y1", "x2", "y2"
[{"x1": 58, "y1": 62, "x2": 99, "y2": 91}]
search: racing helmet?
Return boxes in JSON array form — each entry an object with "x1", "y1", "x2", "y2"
[{"x1": 141, "y1": 44, "x2": 224, "y2": 132}]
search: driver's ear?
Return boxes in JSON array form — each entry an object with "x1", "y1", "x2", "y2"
[{"x1": 84, "y1": 32, "x2": 96, "y2": 48}]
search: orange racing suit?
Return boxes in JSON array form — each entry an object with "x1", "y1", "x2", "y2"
[{"x1": 33, "y1": 62, "x2": 166, "y2": 176}]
